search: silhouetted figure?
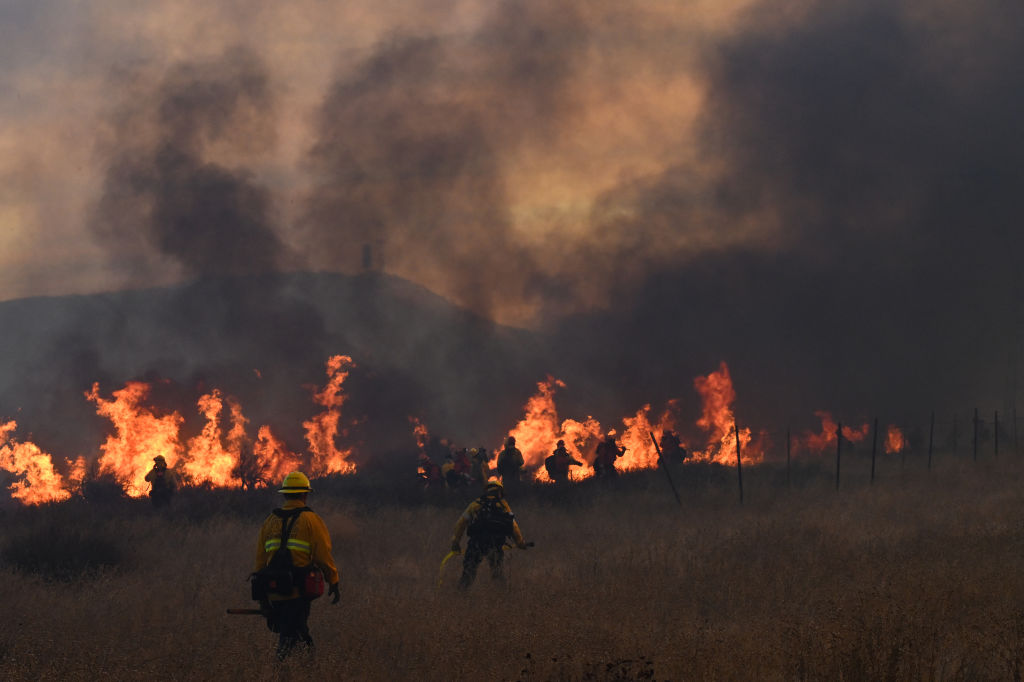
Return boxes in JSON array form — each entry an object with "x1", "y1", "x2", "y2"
[
  {"x1": 144, "y1": 455, "x2": 177, "y2": 507},
  {"x1": 659, "y1": 430, "x2": 688, "y2": 465},
  {"x1": 544, "y1": 440, "x2": 583, "y2": 483},
  {"x1": 496, "y1": 437, "x2": 524, "y2": 490},
  {"x1": 593, "y1": 435, "x2": 625, "y2": 478}
]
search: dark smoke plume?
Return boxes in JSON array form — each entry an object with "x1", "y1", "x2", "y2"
[
  {"x1": 92, "y1": 46, "x2": 292, "y2": 279},
  {"x1": 548, "y1": 0, "x2": 1024, "y2": 428},
  {"x1": 301, "y1": 0, "x2": 588, "y2": 317}
]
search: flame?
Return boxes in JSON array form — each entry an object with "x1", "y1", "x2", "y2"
[
  {"x1": 497, "y1": 376, "x2": 565, "y2": 478},
  {"x1": 618, "y1": 406, "x2": 662, "y2": 470},
  {"x1": 181, "y1": 389, "x2": 243, "y2": 488},
  {"x1": 0, "y1": 420, "x2": 76, "y2": 504},
  {"x1": 690, "y1": 362, "x2": 761, "y2": 465},
  {"x1": 87, "y1": 381, "x2": 184, "y2": 497},
  {"x1": 304, "y1": 355, "x2": 357, "y2": 476},
  {"x1": 254, "y1": 425, "x2": 301, "y2": 485},
  {"x1": 558, "y1": 416, "x2": 603, "y2": 480},
  {"x1": 5, "y1": 350, "x2": 926, "y2": 505},
  {"x1": 496, "y1": 378, "x2": 609, "y2": 482},
  {"x1": 409, "y1": 416, "x2": 430, "y2": 450},
  {"x1": 885, "y1": 425, "x2": 905, "y2": 454},
  {"x1": 797, "y1": 411, "x2": 869, "y2": 456},
  {"x1": 843, "y1": 423, "x2": 870, "y2": 444},
  {"x1": 619, "y1": 403, "x2": 683, "y2": 470}
]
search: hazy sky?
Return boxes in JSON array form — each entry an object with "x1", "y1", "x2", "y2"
[{"x1": 2, "y1": 0, "x2": 1022, "y2": 337}]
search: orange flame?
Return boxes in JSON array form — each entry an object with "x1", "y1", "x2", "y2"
[
  {"x1": 558, "y1": 416, "x2": 603, "y2": 480},
  {"x1": 181, "y1": 389, "x2": 243, "y2": 488},
  {"x1": 0, "y1": 420, "x2": 76, "y2": 504},
  {"x1": 843, "y1": 423, "x2": 870, "y2": 444},
  {"x1": 690, "y1": 362, "x2": 761, "y2": 465},
  {"x1": 304, "y1": 355, "x2": 357, "y2": 476},
  {"x1": 87, "y1": 381, "x2": 184, "y2": 497},
  {"x1": 409, "y1": 416, "x2": 430, "y2": 450},
  {"x1": 254, "y1": 425, "x2": 301, "y2": 485},
  {"x1": 885, "y1": 425, "x2": 905, "y2": 454},
  {"x1": 499, "y1": 376, "x2": 566, "y2": 478},
  {"x1": 618, "y1": 405, "x2": 665, "y2": 470},
  {"x1": 798, "y1": 411, "x2": 869, "y2": 456}
]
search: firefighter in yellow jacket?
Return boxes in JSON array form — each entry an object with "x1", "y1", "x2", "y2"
[
  {"x1": 450, "y1": 479, "x2": 528, "y2": 589},
  {"x1": 253, "y1": 471, "x2": 340, "y2": 659}
]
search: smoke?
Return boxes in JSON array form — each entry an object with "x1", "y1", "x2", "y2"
[
  {"x1": 546, "y1": 0, "x2": 1024, "y2": 425},
  {"x1": 3, "y1": 0, "x2": 1023, "y2": 454},
  {"x1": 91, "y1": 46, "x2": 292, "y2": 280},
  {"x1": 300, "y1": 0, "x2": 590, "y2": 317}
]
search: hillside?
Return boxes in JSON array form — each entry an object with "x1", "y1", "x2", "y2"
[{"x1": 0, "y1": 271, "x2": 548, "y2": 464}]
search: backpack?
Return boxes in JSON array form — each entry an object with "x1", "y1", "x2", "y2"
[
  {"x1": 467, "y1": 496, "x2": 515, "y2": 541},
  {"x1": 251, "y1": 507, "x2": 324, "y2": 602}
]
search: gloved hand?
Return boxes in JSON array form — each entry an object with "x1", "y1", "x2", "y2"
[
  {"x1": 450, "y1": 539, "x2": 461, "y2": 553},
  {"x1": 517, "y1": 540, "x2": 529, "y2": 550},
  {"x1": 328, "y1": 582, "x2": 340, "y2": 604}
]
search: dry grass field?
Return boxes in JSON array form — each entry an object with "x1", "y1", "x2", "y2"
[{"x1": 2, "y1": 454, "x2": 1024, "y2": 681}]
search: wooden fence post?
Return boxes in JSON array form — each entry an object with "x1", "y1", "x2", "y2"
[
  {"x1": 734, "y1": 421, "x2": 744, "y2": 505},
  {"x1": 870, "y1": 417, "x2": 878, "y2": 484},
  {"x1": 995, "y1": 410, "x2": 999, "y2": 457},
  {"x1": 973, "y1": 407, "x2": 979, "y2": 462},
  {"x1": 835, "y1": 422, "x2": 843, "y2": 492},
  {"x1": 786, "y1": 428, "x2": 791, "y2": 489}
]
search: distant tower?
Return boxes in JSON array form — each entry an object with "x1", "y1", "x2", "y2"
[{"x1": 361, "y1": 239, "x2": 385, "y2": 271}]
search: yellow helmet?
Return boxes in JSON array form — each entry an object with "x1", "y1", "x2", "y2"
[
  {"x1": 485, "y1": 478, "x2": 503, "y2": 495},
  {"x1": 279, "y1": 471, "x2": 312, "y2": 493}
]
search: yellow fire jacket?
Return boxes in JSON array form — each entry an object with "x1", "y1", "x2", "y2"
[
  {"x1": 254, "y1": 499, "x2": 340, "y2": 593},
  {"x1": 451, "y1": 496, "x2": 526, "y2": 547}
]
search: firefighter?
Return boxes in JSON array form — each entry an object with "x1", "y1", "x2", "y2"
[
  {"x1": 495, "y1": 436, "x2": 524, "y2": 487},
  {"x1": 143, "y1": 455, "x2": 177, "y2": 508},
  {"x1": 594, "y1": 434, "x2": 626, "y2": 478},
  {"x1": 659, "y1": 430, "x2": 688, "y2": 465},
  {"x1": 544, "y1": 440, "x2": 582, "y2": 483},
  {"x1": 471, "y1": 447, "x2": 490, "y2": 485},
  {"x1": 441, "y1": 452, "x2": 467, "y2": 489},
  {"x1": 252, "y1": 471, "x2": 340, "y2": 660},
  {"x1": 453, "y1": 448, "x2": 473, "y2": 480},
  {"x1": 449, "y1": 479, "x2": 528, "y2": 589}
]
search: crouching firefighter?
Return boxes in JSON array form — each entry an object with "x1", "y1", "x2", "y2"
[
  {"x1": 449, "y1": 479, "x2": 529, "y2": 589},
  {"x1": 251, "y1": 471, "x2": 340, "y2": 660}
]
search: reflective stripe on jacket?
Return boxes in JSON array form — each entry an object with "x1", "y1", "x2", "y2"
[{"x1": 254, "y1": 499, "x2": 340, "y2": 586}]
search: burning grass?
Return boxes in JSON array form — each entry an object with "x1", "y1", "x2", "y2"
[{"x1": 1, "y1": 457, "x2": 1023, "y2": 679}]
